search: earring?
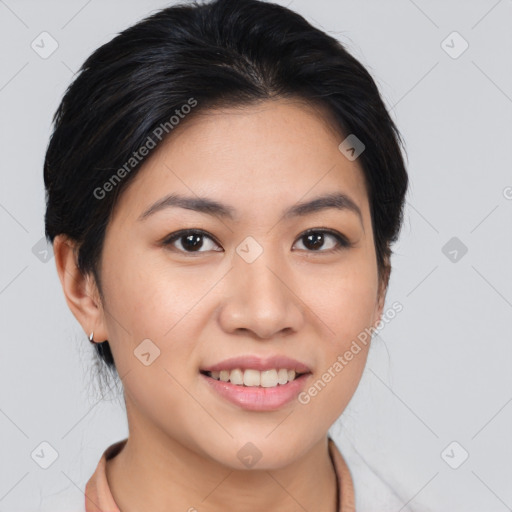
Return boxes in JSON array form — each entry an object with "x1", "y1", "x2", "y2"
[{"x1": 89, "y1": 332, "x2": 95, "y2": 343}]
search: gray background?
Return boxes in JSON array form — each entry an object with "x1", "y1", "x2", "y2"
[{"x1": 0, "y1": 0, "x2": 511, "y2": 510}]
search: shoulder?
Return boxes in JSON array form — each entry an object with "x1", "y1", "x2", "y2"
[
  {"x1": 331, "y1": 436, "x2": 428, "y2": 512},
  {"x1": 84, "y1": 438, "x2": 127, "y2": 512}
]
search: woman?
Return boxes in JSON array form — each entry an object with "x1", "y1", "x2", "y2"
[{"x1": 44, "y1": 0, "x2": 408, "y2": 510}]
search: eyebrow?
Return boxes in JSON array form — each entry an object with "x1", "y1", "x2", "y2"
[{"x1": 137, "y1": 191, "x2": 363, "y2": 226}]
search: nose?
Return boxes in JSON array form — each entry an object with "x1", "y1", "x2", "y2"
[{"x1": 217, "y1": 249, "x2": 305, "y2": 339}]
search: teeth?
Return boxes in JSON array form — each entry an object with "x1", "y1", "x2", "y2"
[
  {"x1": 244, "y1": 369, "x2": 260, "y2": 386},
  {"x1": 207, "y1": 368, "x2": 300, "y2": 387},
  {"x1": 230, "y1": 369, "x2": 244, "y2": 385}
]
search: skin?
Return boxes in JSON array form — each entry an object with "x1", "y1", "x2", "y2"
[{"x1": 54, "y1": 97, "x2": 387, "y2": 512}]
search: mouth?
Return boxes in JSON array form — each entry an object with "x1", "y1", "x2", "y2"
[{"x1": 199, "y1": 368, "x2": 311, "y2": 388}]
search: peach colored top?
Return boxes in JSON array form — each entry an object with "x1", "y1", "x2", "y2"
[{"x1": 85, "y1": 437, "x2": 355, "y2": 511}]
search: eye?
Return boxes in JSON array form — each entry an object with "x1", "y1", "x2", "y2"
[
  {"x1": 162, "y1": 228, "x2": 351, "y2": 255},
  {"x1": 293, "y1": 228, "x2": 351, "y2": 253},
  {"x1": 162, "y1": 229, "x2": 222, "y2": 253}
]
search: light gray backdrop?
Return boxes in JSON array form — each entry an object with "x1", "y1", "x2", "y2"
[{"x1": 1, "y1": 0, "x2": 511, "y2": 511}]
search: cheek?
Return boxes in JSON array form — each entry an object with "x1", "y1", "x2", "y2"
[
  {"x1": 100, "y1": 250, "x2": 205, "y2": 435},
  {"x1": 297, "y1": 292, "x2": 375, "y2": 430},
  {"x1": 103, "y1": 246, "x2": 205, "y2": 336},
  {"x1": 294, "y1": 257, "x2": 378, "y2": 416},
  {"x1": 300, "y1": 254, "x2": 379, "y2": 346},
  {"x1": 99, "y1": 247, "x2": 218, "y2": 398},
  {"x1": 330, "y1": 279, "x2": 378, "y2": 345}
]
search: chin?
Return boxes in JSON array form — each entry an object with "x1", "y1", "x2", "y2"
[{"x1": 197, "y1": 432, "x2": 312, "y2": 471}]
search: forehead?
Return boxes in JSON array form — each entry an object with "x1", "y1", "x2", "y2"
[{"x1": 111, "y1": 97, "x2": 370, "y2": 225}]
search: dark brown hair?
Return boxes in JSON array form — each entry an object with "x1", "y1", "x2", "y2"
[{"x1": 44, "y1": 0, "x2": 408, "y2": 377}]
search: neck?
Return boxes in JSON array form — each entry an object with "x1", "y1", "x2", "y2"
[{"x1": 105, "y1": 417, "x2": 338, "y2": 512}]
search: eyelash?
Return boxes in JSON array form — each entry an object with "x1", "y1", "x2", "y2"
[{"x1": 161, "y1": 228, "x2": 352, "y2": 255}]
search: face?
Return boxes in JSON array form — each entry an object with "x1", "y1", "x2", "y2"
[{"x1": 82, "y1": 98, "x2": 385, "y2": 469}]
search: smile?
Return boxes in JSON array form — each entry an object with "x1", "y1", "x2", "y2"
[
  {"x1": 200, "y1": 370, "x2": 312, "y2": 411},
  {"x1": 200, "y1": 368, "x2": 309, "y2": 388}
]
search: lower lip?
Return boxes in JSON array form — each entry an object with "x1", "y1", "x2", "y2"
[{"x1": 200, "y1": 372, "x2": 311, "y2": 411}]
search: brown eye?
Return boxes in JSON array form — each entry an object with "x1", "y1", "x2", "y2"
[
  {"x1": 162, "y1": 230, "x2": 222, "y2": 253},
  {"x1": 293, "y1": 229, "x2": 350, "y2": 252}
]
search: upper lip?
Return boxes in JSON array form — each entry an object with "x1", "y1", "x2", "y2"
[{"x1": 201, "y1": 355, "x2": 312, "y2": 373}]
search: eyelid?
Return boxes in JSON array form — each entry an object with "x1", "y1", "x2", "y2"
[
  {"x1": 161, "y1": 227, "x2": 352, "y2": 253},
  {"x1": 298, "y1": 227, "x2": 352, "y2": 249},
  {"x1": 161, "y1": 228, "x2": 222, "y2": 250}
]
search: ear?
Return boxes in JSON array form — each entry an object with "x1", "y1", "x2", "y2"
[
  {"x1": 372, "y1": 257, "x2": 391, "y2": 330},
  {"x1": 53, "y1": 234, "x2": 109, "y2": 343}
]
